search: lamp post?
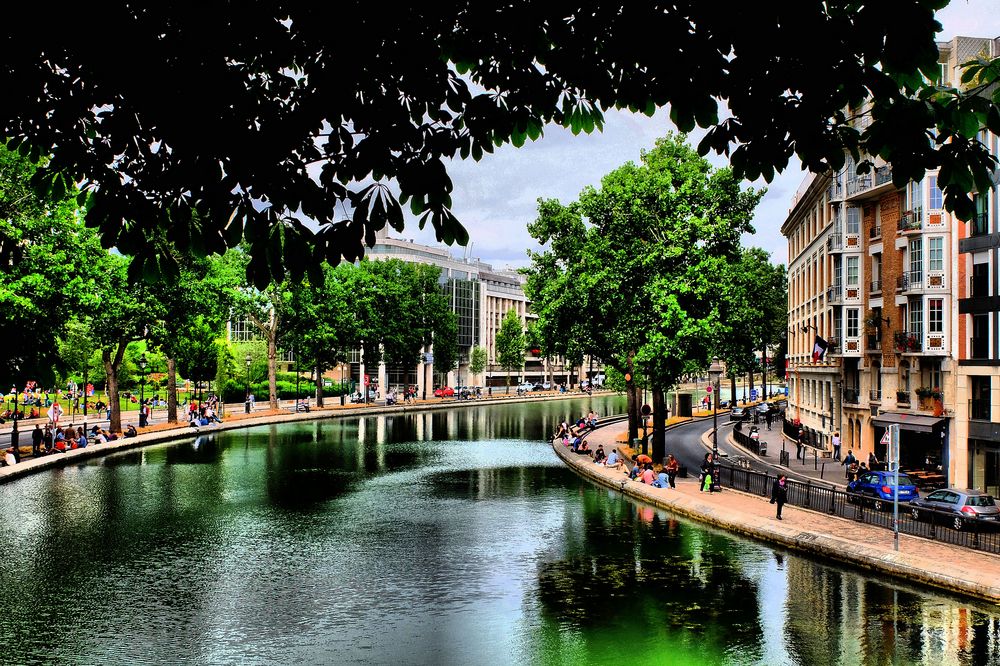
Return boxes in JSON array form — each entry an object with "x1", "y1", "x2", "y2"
[
  {"x1": 245, "y1": 353, "x2": 252, "y2": 413},
  {"x1": 294, "y1": 346, "x2": 300, "y2": 411},
  {"x1": 138, "y1": 354, "x2": 147, "y2": 427},
  {"x1": 709, "y1": 357, "x2": 725, "y2": 491},
  {"x1": 10, "y1": 382, "x2": 19, "y2": 463}
]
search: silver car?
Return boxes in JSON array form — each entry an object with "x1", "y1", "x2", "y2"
[{"x1": 909, "y1": 488, "x2": 1000, "y2": 531}]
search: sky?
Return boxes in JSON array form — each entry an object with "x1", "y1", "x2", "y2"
[{"x1": 389, "y1": 0, "x2": 1000, "y2": 271}]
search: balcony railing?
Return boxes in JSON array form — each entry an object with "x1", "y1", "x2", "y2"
[
  {"x1": 869, "y1": 389, "x2": 882, "y2": 402},
  {"x1": 972, "y1": 398, "x2": 992, "y2": 421},
  {"x1": 971, "y1": 212, "x2": 990, "y2": 237},
  {"x1": 845, "y1": 165, "x2": 892, "y2": 198},
  {"x1": 869, "y1": 224, "x2": 882, "y2": 239},
  {"x1": 971, "y1": 275, "x2": 989, "y2": 298},
  {"x1": 828, "y1": 181, "x2": 843, "y2": 200},
  {"x1": 843, "y1": 387, "x2": 860, "y2": 404},
  {"x1": 874, "y1": 165, "x2": 892, "y2": 187},
  {"x1": 827, "y1": 284, "x2": 843, "y2": 303},
  {"x1": 866, "y1": 334, "x2": 881, "y2": 351},
  {"x1": 896, "y1": 390, "x2": 911, "y2": 405},
  {"x1": 827, "y1": 234, "x2": 843, "y2": 251},
  {"x1": 894, "y1": 331, "x2": 922, "y2": 352},
  {"x1": 898, "y1": 210, "x2": 922, "y2": 232},
  {"x1": 897, "y1": 272, "x2": 923, "y2": 293},
  {"x1": 870, "y1": 279, "x2": 881, "y2": 293}
]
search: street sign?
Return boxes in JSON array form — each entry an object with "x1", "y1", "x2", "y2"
[
  {"x1": 641, "y1": 404, "x2": 652, "y2": 416},
  {"x1": 364, "y1": 374, "x2": 370, "y2": 386},
  {"x1": 880, "y1": 430, "x2": 890, "y2": 446},
  {"x1": 750, "y1": 389, "x2": 758, "y2": 400},
  {"x1": 706, "y1": 385, "x2": 713, "y2": 393}
]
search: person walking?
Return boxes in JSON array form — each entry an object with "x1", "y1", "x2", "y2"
[
  {"x1": 842, "y1": 449, "x2": 858, "y2": 480},
  {"x1": 765, "y1": 408, "x2": 773, "y2": 431},
  {"x1": 699, "y1": 453, "x2": 713, "y2": 492},
  {"x1": 770, "y1": 474, "x2": 788, "y2": 520},
  {"x1": 31, "y1": 424, "x2": 43, "y2": 457},
  {"x1": 832, "y1": 431, "x2": 841, "y2": 461}
]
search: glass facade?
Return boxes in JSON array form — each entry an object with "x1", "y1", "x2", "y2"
[{"x1": 446, "y1": 278, "x2": 481, "y2": 348}]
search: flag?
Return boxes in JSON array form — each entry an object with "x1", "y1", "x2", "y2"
[
  {"x1": 47, "y1": 402, "x2": 64, "y2": 424},
  {"x1": 812, "y1": 336, "x2": 829, "y2": 362}
]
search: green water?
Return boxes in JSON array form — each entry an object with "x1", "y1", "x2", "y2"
[{"x1": 0, "y1": 396, "x2": 997, "y2": 665}]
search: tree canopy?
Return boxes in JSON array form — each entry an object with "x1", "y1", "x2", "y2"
[{"x1": 4, "y1": 2, "x2": 997, "y2": 284}]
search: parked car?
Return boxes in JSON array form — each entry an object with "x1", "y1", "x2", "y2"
[
  {"x1": 909, "y1": 488, "x2": 1000, "y2": 530},
  {"x1": 754, "y1": 403, "x2": 772, "y2": 416},
  {"x1": 729, "y1": 407, "x2": 747, "y2": 422},
  {"x1": 433, "y1": 386, "x2": 455, "y2": 397},
  {"x1": 517, "y1": 382, "x2": 535, "y2": 392},
  {"x1": 847, "y1": 470, "x2": 919, "y2": 511}
]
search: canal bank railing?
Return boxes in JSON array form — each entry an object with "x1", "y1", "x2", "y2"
[{"x1": 718, "y1": 464, "x2": 1000, "y2": 556}]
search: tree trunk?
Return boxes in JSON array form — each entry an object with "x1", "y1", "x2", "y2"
[
  {"x1": 267, "y1": 334, "x2": 278, "y2": 410},
  {"x1": 315, "y1": 361, "x2": 325, "y2": 407},
  {"x1": 167, "y1": 357, "x2": 178, "y2": 423},
  {"x1": 104, "y1": 353, "x2": 120, "y2": 434},
  {"x1": 762, "y1": 344, "x2": 769, "y2": 399},
  {"x1": 730, "y1": 375, "x2": 737, "y2": 407},
  {"x1": 748, "y1": 371, "x2": 755, "y2": 399},
  {"x1": 652, "y1": 385, "x2": 666, "y2": 462},
  {"x1": 626, "y1": 351, "x2": 639, "y2": 443}
]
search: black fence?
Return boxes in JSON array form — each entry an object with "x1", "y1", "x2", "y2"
[
  {"x1": 717, "y1": 464, "x2": 1000, "y2": 555},
  {"x1": 732, "y1": 426, "x2": 767, "y2": 456}
]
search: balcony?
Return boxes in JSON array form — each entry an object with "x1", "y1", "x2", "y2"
[
  {"x1": 827, "y1": 284, "x2": 843, "y2": 304},
  {"x1": 896, "y1": 390, "x2": 911, "y2": 405},
  {"x1": 866, "y1": 334, "x2": 881, "y2": 352},
  {"x1": 845, "y1": 165, "x2": 894, "y2": 201},
  {"x1": 828, "y1": 180, "x2": 843, "y2": 201},
  {"x1": 896, "y1": 272, "x2": 923, "y2": 293},
  {"x1": 869, "y1": 389, "x2": 882, "y2": 402},
  {"x1": 894, "y1": 331, "x2": 922, "y2": 353},
  {"x1": 970, "y1": 211, "x2": 990, "y2": 237},
  {"x1": 971, "y1": 398, "x2": 992, "y2": 421},
  {"x1": 869, "y1": 224, "x2": 882, "y2": 240},
  {"x1": 827, "y1": 234, "x2": 843, "y2": 252},
  {"x1": 870, "y1": 279, "x2": 882, "y2": 294},
  {"x1": 843, "y1": 387, "x2": 861, "y2": 404},
  {"x1": 898, "y1": 210, "x2": 922, "y2": 233}
]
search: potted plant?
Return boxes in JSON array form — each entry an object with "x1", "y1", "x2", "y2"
[
  {"x1": 915, "y1": 386, "x2": 938, "y2": 411},
  {"x1": 895, "y1": 390, "x2": 910, "y2": 404}
]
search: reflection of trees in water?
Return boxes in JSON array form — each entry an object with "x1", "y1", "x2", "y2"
[
  {"x1": 425, "y1": 466, "x2": 581, "y2": 500},
  {"x1": 534, "y1": 497, "x2": 765, "y2": 655}
]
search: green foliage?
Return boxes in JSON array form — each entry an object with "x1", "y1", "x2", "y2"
[
  {"x1": 525, "y1": 133, "x2": 762, "y2": 395},
  {"x1": 4, "y1": 4, "x2": 995, "y2": 280},
  {"x1": 469, "y1": 346, "x2": 488, "y2": 377}
]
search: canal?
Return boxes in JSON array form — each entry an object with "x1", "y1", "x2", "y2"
[{"x1": 1, "y1": 396, "x2": 997, "y2": 665}]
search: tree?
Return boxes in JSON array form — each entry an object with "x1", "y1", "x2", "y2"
[
  {"x1": 4, "y1": 3, "x2": 997, "y2": 282},
  {"x1": 173, "y1": 316, "x2": 224, "y2": 402},
  {"x1": 469, "y1": 346, "x2": 488, "y2": 385},
  {"x1": 525, "y1": 134, "x2": 761, "y2": 453},
  {"x1": 496, "y1": 309, "x2": 525, "y2": 393},
  {"x1": 0, "y1": 145, "x2": 107, "y2": 388}
]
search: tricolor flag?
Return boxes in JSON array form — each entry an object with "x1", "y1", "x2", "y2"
[{"x1": 812, "y1": 336, "x2": 829, "y2": 362}]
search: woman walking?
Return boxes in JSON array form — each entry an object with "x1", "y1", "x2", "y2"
[{"x1": 770, "y1": 474, "x2": 788, "y2": 520}]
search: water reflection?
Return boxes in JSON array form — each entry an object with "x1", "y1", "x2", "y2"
[{"x1": 0, "y1": 395, "x2": 998, "y2": 665}]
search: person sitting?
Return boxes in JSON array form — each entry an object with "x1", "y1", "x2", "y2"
[
  {"x1": 653, "y1": 470, "x2": 670, "y2": 488},
  {"x1": 629, "y1": 457, "x2": 642, "y2": 480},
  {"x1": 577, "y1": 439, "x2": 591, "y2": 455},
  {"x1": 76, "y1": 428, "x2": 88, "y2": 448},
  {"x1": 640, "y1": 464, "x2": 656, "y2": 485},
  {"x1": 124, "y1": 424, "x2": 138, "y2": 438},
  {"x1": 587, "y1": 410, "x2": 598, "y2": 428},
  {"x1": 604, "y1": 450, "x2": 622, "y2": 470},
  {"x1": 593, "y1": 445, "x2": 606, "y2": 463}
]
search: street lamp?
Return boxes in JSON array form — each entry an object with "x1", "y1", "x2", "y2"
[
  {"x1": 708, "y1": 357, "x2": 725, "y2": 491},
  {"x1": 245, "y1": 353, "x2": 252, "y2": 413},
  {"x1": 138, "y1": 354, "x2": 147, "y2": 427},
  {"x1": 10, "y1": 381, "x2": 19, "y2": 463}
]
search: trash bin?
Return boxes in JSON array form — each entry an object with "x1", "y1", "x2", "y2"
[
  {"x1": 679, "y1": 465, "x2": 688, "y2": 478},
  {"x1": 677, "y1": 394, "x2": 692, "y2": 417},
  {"x1": 340, "y1": 394, "x2": 346, "y2": 406}
]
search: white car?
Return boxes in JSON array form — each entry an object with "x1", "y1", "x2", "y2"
[{"x1": 517, "y1": 382, "x2": 535, "y2": 392}]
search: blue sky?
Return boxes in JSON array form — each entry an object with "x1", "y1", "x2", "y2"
[{"x1": 390, "y1": 1, "x2": 1000, "y2": 270}]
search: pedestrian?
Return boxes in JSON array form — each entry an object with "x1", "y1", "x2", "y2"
[
  {"x1": 770, "y1": 474, "x2": 788, "y2": 520},
  {"x1": 842, "y1": 449, "x2": 857, "y2": 480},
  {"x1": 699, "y1": 453, "x2": 715, "y2": 493},
  {"x1": 832, "y1": 431, "x2": 841, "y2": 461},
  {"x1": 765, "y1": 408, "x2": 773, "y2": 430},
  {"x1": 31, "y1": 424, "x2": 43, "y2": 457},
  {"x1": 665, "y1": 454, "x2": 680, "y2": 488},
  {"x1": 796, "y1": 431, "x2": 805, "y2": 462}
]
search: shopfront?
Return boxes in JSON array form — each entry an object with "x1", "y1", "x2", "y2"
[{"x1": 872, "y1": 413, "x2": 947, "y2": 489}]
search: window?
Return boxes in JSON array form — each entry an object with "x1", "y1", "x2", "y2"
[
  {"x1": 929, "y1": 176, "x2": 943, "y2": 210},
  {"x1": 909, "y1": 238, "x2": 923, "y2": 281},
  {"x1": 973, "y1": 314, "x2": 989, "y2": 359},
  {"x1": 902, "y1": 179, "x2": 924, "y2": 222},
  {"x1": 929, "y1": 299, "x2": 943, "y2": 333},
  {"x1": 847, "y1": 256, "x2": 859, "y2": 286},
  {"x1": 929, "y1": 237, "x2": 944, "y2": 272},
  {"x1": 834, "y1": 256, "x2": 842, "y2": 288},
  {"x1": 846, "y1": 206, "x2": 861, "y2": 234},
  {"x1": 909, "y1": 299, "x2": 923, "y2": 337},
  {"x1": 971, "y1": 376, "x2": 991, "y2": 420},
  {"x1": 847, "y1": 309, "x2": 860, "y2": 337},
  {"x1": 973, "y1": 194, "x2": 990, "y2": 236}
]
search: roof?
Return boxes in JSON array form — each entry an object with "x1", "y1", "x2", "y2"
[{"x1": 872, "y1": 413, "x2": 946, "y2": 434}]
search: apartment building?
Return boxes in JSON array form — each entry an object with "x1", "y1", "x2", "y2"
[{"x1": 782, "y1": 34, "x2": 998, "y2": 491}]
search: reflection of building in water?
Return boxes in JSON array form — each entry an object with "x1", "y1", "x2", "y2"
[{"x1": 780, "y1": 556, "x2": 1000, "y2": 664}]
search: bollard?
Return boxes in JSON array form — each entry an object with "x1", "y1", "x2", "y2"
[
  {"x1": 820, "y1": 462, "x2": 825, "y2": 480},
  {"x1": 814, "y1": 449, "x2": 818, "y2": 470}
]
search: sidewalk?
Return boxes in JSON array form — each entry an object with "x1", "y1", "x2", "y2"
[
  {"x1": 561, "y1": 424, "x2": 1000, "y2": 602},
  {"x1": 727, "y1": 420, "x2": 849, "y2": 489}
]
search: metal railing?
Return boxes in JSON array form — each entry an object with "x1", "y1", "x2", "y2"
[
  {"x1": 869, "y1": 389, "x2": 882, "y2": 401},
  {"x1": 827, "y1": 181, "x2": 843, "y2": 200},
  {"x1": 866, "y1": 334, "x2": 881, "y2": 351},
  {"x1": 846, "y1": 174, "x2": 871, "y2": 196},
  {"x1": 842, "y1": 387, "x2": 860, "y2": 404},
  {"x1": 870, "y1": 279, "x2": 881, "y2": 293},
  {"x1": 716, "y1": 465, "x2": 1000, "y2": 555},
  {"x1": 869, "y1": 224, "x2": 881, "y2": 239},
  {"x1": 971, "y1": 211, "x2": 990, "y2": 237},
  {"x1": 896, "y1": 390, "x2": 911, "y2": 404},
  {"x1": 827, "y1": 235, "x2": 843, "y2": 251},
  {"x1": 827, "y1": 284, "x2": 843, "y2": 303},
  {"x1": 898, "y1": 210, "x2": 922, "y2": 232},
  {"x1": 970, "y1": 275, "x2": 989, "y2": 298},
  {"x1": 732, "y1": 425, "x2": 767, "y2": 456}
]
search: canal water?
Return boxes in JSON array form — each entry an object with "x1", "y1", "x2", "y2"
[{"x1": 1, "y1": 396, "x2": 997, "y2": 665}]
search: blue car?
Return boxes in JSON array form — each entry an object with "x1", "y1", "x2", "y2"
[{"x1": 847, "y1": 470, "x2": 919, "y2": 511}]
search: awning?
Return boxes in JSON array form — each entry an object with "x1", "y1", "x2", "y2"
[{"x1": 872, "y1": 413, "x2": 946, "y2": 433}]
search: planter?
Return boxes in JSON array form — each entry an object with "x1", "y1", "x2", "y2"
[
  {"x1": 896, "y1": 391, "x2": 910, "y2": 405},
  {"x1": 918, "y1": 396, "x2": 934, "y2": 411}
]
